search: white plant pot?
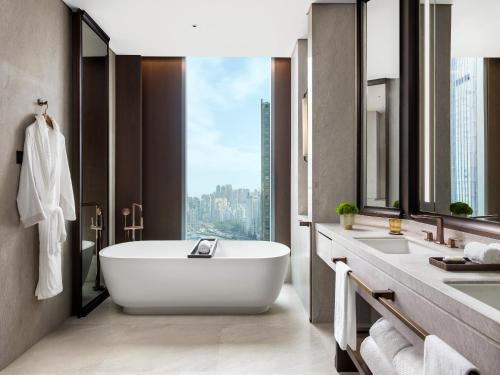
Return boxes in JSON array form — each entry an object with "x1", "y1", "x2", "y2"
[{"x1": 340, "y1": 214, "x2": 355, "y2": 230}]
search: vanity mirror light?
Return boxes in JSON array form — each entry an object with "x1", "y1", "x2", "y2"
[
  {"x1": 302, "y1": 92, "x2": 308, "y2": 162},
  {"x1": 419, "y1": 0, "x2": 500, "y2": 232},
  {"x1": 359, "y1": 0, "x2": 401, "y2": 216}
]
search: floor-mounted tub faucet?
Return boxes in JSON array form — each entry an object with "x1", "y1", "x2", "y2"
[
  {"x1": 83, "y1": 202, "x2": 105, "y2": 291},
  {"x1": 122, "y1": 203, "x2": 143, "y2": 241}
]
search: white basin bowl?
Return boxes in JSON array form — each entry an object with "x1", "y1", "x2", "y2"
[
  {"x1": 356, "y1": 237, "x2": 442, "y2": 255},
  {"x1": 445, "y1": 281, "x2": 500, "y2": 311}
]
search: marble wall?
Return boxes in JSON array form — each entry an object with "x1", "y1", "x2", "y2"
[
  {"x1": 0, "y1": 0, "x2": 73, "y2": 369},
  {"x1": 307, "y1": 3, "x2": 358, "y2": 322}
]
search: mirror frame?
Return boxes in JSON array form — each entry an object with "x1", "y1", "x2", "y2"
[
  {"x1": 72, "y1": 10, "x2": 110, "y2": 317},
  {"x1": 357, "y1": 0, "x2": 402, "y2": 218}
]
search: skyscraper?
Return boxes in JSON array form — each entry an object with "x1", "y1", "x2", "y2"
[
  {"x1": 260, "y1": 100, "x2": 271, "y2": 241},
  {"x1": 450, "y1": 57, "x2": 485, "y2": 215}
]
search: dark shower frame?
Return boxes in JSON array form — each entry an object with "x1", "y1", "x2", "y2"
[{"x1": 72, "y1": 10, "x2": 110, "y2": 317}]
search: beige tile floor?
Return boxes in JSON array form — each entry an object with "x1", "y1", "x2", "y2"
[{"x1": 2, "y1": 285, "x2": 337, "y2": 375}]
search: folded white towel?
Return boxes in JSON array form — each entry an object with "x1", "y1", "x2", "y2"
[
  {"x1": 464, "y1": 241, "x2": 500, "y2": 264},
  {"x1": 334, "y1": 261, "x2": 357, "y2": 351},
  {"x1": 370, "y1": 318, "x2": 411, "y2": 361},
  {"x1": 360, "y1": 336, "x2": 398, "y2": 375},
  {"x1": 424, "y1": 335, "x2": 479, "y2": 375},
  {"x1": 393, "y1": 346, "x2": 424, "y2": 375},
  {"x1": 198, "y1": 240, "x2": 212, "y2": 254}
]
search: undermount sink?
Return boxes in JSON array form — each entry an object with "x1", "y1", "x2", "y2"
[
  {"x1": 445, "y1": 281, "x2": 500, "y2": 311},
  {"x1": 356, "y1": 237, "x2": 442, "y2": 255}
]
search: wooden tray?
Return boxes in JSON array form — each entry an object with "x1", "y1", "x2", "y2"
[
  {"x1": 429, "y1": 257, "x2": 500, "y2": 271},
  {"x1": 188, "y1": 238, "x2": 218, "y2": 258}
]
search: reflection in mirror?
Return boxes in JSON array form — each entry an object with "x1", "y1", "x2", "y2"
[
  {"x1": 363, "y1": 0, "x2": 400, "y2": 209},
  {"x1": 420, "y1": 0, "x2": 500, "y2": 222},
  {"x1": 81, "y1": 21, "x2": 108, "y2": 307}
]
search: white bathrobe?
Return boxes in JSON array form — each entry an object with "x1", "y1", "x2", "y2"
[{"x1": 17, "y1": 115, "x2": 75, "y2": 300}]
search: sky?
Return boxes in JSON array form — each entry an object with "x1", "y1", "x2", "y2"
[{"x1": 186, "y1": 57, "x2": 271, "y2": 197}]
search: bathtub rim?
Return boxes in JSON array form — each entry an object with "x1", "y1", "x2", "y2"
[{"x1": 99, "y1": 240, "x2": 290, "y2": 260}]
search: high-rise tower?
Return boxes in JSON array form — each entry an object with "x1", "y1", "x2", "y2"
[{"x1": 260, "y1": 100, "x2": 271, "y2": 240}]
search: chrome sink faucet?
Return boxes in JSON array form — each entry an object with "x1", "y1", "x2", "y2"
[{"x1": 411, "y1": 215, "x2": 446, "y2": 245}]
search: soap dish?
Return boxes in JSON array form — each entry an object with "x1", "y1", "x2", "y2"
[{"x1": 429, "y1": 257, "x2": 500, "y2": 271}]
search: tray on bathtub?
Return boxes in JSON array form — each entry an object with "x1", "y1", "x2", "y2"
[
  {"x1": 429, "y1": 257, "x2": 500, "y2": 271},
  {"x1": 188, "y1": 238, "x2": 218, "y2": 258}
]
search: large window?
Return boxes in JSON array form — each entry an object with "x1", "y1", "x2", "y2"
[{"x1": 185, "y1": 57, "x2": 271, "y2": 240}]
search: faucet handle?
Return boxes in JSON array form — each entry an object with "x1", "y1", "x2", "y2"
[
  {"x1": 422, "y1": 230, "x2": 434, "y2": 242},
  {"x1": 447, "y1": 238, "x2": 459, "y2": 249}
]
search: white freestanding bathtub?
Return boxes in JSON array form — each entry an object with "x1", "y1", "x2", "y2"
[{"x1": 99, "y1": 240, "x2": 290, "y2": 314}]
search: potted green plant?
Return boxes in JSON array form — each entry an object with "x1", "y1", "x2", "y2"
[
  {"x1": 336, "y1": 202, "x2": 359, "y2": 230},
  {"x1": 393, "y1": 200, "x2": 400, "y2": 209},
  {"x1": 450, "y1": 201, "x2": 473, "y2": 217}
]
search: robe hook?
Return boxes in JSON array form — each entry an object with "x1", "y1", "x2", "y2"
[{"x1": 37, "y1": 99, "x2": 48, "y2": 114}]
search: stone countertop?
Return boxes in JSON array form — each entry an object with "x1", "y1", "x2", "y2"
[{"x1": 315, "y1": 221, "x2": 500, "y2": 344}]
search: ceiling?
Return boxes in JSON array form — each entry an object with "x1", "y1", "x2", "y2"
[{"x1": 62, "y1": 0, "x2": 344, "y2": 57}]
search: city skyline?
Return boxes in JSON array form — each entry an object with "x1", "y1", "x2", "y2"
[
  {"x1": 186, "y1": 99, "x2": 271, "y2": 240},
  {"x1": 186, "y1": 184, "x2": 263, "y2": 240}
]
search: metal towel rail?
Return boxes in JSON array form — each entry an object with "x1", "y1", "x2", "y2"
[{"x1": 332, "y1": 257, "x2": 429, "y2": 340}]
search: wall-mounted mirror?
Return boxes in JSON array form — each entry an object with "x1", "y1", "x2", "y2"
[
  {"x1": 419, "y1": 0, "x2": 500, "y2": 222},
  {"x1": 73, "y1": 11, "x2": 110, "y2": 316},
  {"x1": 360, "y1": 0, "x2": 401, "y2": 212}
]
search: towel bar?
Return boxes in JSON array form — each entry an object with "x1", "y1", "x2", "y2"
[{"x1": 332, "y1": 257, "x2": 428, "y2": 340}]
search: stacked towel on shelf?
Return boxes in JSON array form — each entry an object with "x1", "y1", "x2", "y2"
[
  {"x1": 364, "y1": 318, "x2": 423, "y2": 375},
  {"x1": 464, "y1": 242, "x2": 500, "y2": 264},
  {"x1": 334, "y1": 261, "x2": 357, "y2": 350},
  {"x1": 393, "y1": 346, "x2": 424, "y2": 375},
  {"x1": 360, "y1": 336, "x2": 398, "y2": 375},
  {"x1": 424, "y1": 335, "x2": 480, "y2": 375},
  {"x1": 370, "y1": 318, "x2": 412, "y2": 361}
]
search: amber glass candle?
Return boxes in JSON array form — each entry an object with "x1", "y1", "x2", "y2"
[{"x1": 389, "y1": 218, "x2": 402, "y2": 234}]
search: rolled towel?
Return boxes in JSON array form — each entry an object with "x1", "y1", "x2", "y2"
[
  {"x1": 424, "y1": 335, "x2": 479, "y2": 375},
  {"x1": 370, "y1": 318, "x2": 411, "y2": 361},
  {"x1": 360, "y1": 336, "x2": 398, "y2": 375},
  {"x1": 197, "y1": 240, "x2": 212, "y2": 254},
  {"x1": 464, "y1": 242, "x2": 500, "y2": 264},
  {"x1": 393, "y1": 346, "x2": 424, "y2": 375}
]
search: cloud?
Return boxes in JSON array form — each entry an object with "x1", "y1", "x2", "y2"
[{"x1": 186, "y1": 57, "x2": 270, "y2": 197}]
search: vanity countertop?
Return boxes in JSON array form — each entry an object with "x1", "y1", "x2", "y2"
[{"x1": 316, "y1": 222, "x2": 500, "y2": 344}]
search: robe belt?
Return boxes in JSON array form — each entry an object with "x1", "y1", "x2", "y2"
[{"x1": 43, "y1": 205, "x2": 67, "y2": 255}]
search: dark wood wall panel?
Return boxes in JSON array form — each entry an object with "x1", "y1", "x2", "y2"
[
  {"x1": 142, "y1": 57, "x2": 185, "y2": 240},
  {"x1": 486, "y1": 58, "x2": 500, "y2": 215},
  {"x1": 272, "y1": 58, "x2": 291, "y2": 247},
  {"x1": 115, "y1": 55, "x2": 142, "y2": 243}
]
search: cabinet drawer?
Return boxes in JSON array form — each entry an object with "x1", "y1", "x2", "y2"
[
  {"x1": 316, "y1": 230, "x2": 350, "y2": 262},
  {"x1": 316, "y1": 230, "x2": 332, "y2": 262}
]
